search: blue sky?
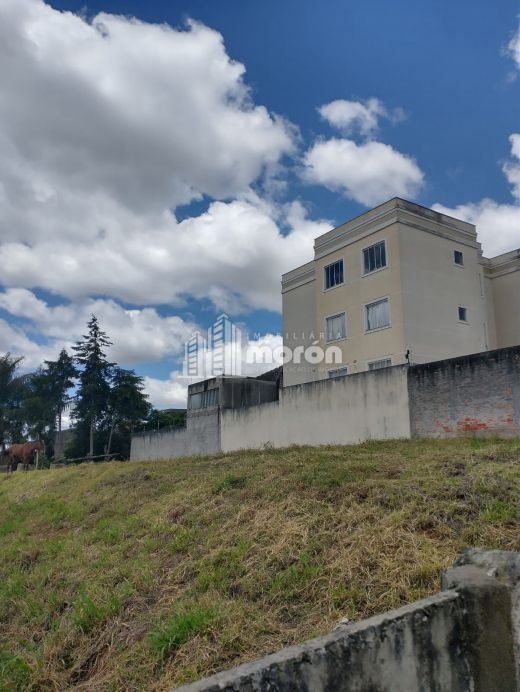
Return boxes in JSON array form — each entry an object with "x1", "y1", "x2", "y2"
[
  {"x1": 47, "y1": 0, "x2": 520, "y2": 206},
  {"x1": 1, "y1": 0, "x2": 519, "y2": 407}
]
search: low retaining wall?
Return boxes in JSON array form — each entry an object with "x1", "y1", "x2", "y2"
[
  {"x1": 175, "y1": 549, "x2": 520, "y2": 692},
  {"x1": 131, "y1": 428, "x2": 192, "y2": 461},
  {"x1": 220, "y1": 365, "x2": 411, "y2": 452},
  {"x1": 130, "y1": 410, "x2": 220, "y2": 461},
  {"x1": 130, "y1": 346, "x2": 520, "y2": 461}
]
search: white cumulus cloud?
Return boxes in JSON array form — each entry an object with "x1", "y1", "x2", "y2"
[
  {"x1": 508, "y1": 20, "x2": 520, "y2": 69},
  {"x1": 318, "y1": 98, "x2": 404, "y2": 137},
  {"x1": 303, "y1": 138, "x2": 424, "y2": 207},
  {"x1": 0, "y1": 318, "x2": 58, "y2": 369},
  {"x1": 0, "y1": 0, "x2": 331, "y2": 314},
  {"x1": 0, "y1": 0, "x2": 293, "y2": 216},
  {"x1": 503, "y1": 133, "x2": 520, "y2": 199},
  {"x1": 303, "y1": 97, "x2": 423, "y2": 206},
  {"x1": 142, "y1": 372, "x2": 189, "y2": 410},
  {"x1": 0, "y1": 198, "x2": 331, "y2": 313},
  {"x1": 433, "y1": 135, "x2": 520, "y2": 257},
  {"x1": 0, "y1": 289, "x2": 196, "y2": 365}
]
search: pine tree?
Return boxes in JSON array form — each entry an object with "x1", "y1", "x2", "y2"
[{"x1": 72, "y1": 316, "x2": 113, "y2": 457}]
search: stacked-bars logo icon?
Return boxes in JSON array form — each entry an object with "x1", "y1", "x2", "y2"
[{"x1": 182, "y1": 314, "x2": 243, "y2": 379}]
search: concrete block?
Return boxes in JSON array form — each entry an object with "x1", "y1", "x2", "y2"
[
  {"x1": 174, "y1": 551, "x2": 520, "y2": 692},
  {"x1": 451, "y1": 548, "x2": 520, "y2": 686},
  {"x1": 442, "y1": 564, "x2": 517, "y2": 692},
  {"x1": 174, "y1": 592, "x2": 472, "y2": 692}
]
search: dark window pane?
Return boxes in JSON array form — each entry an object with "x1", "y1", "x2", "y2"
[
  {"x1": 325, "y1": 260, "x2": 344, "y2": 289},
  {"x1": 363, "y1": 241, "x2": 386, "y2": 274}
]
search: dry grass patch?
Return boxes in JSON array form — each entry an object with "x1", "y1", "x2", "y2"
[{"x1": 0, "y1": 438, "x2": 519, "y2": 690}]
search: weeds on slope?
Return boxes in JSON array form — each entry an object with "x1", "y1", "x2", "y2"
[{"x1": 0, "y1": 437, "x2": 519, "y2": 690}]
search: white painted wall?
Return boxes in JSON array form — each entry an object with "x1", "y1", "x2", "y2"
[
  {"x1": 130, "y1": 410, "x2": 220, "y2": 460},
  {"x1": 221, "y1": 365, "x2": 411, "y2": 452},
  {"x1": 131, "y1": 427, "x2": 192, "y2": 461}
]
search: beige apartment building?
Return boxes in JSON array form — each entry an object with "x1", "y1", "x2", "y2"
[{"x1": 282, "y1": 198, "x2": 520, "y2": 386}]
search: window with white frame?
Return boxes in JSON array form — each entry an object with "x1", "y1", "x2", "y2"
[
  {"x1": 328, "y1": 366, "x2": 348, "y2": 379},
  {"x1": 368, "y1": 358, "x2": 392, "y2": 371},
  {"x1": 363, "y1": 240, "x2": 387, "y2": 274},
  {"x1": 324, "y1": 259, "x2": 344, "y2": 290},
  {"x1": 454, "y1": 250, "x2": 464, "y2": 266},
  {"x1": 326, "y1": 312, "x2": 346, "y2": 342},
  {"x1": 365, "y1": 298, "x2": 390, "y2": 331}
]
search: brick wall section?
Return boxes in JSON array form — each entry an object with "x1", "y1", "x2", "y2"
[{"x1": 408, "y1": 346, "x2": 520, "y2": 438}]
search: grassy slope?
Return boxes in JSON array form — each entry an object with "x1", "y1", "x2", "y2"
[{"x1": 0, "y1": 438, "x2": 519, "y2": 691}]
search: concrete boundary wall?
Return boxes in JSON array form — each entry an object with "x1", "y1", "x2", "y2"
[
  {"x1": 130, "y1": 409, "x2": 220, "y2": 461},
  {"x1": 175, "y1": 550, "x2": 520, "y2": 692},
  {"x1": 130, "y1": 346, "x2": 520, "y2": 460},
  {"x1": 221, "y1": 365, "x2": 411, "y2": 452}
]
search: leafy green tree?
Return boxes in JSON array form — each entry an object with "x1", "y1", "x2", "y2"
[
  {"x1": 0, "y1": 353, "x2": 28, "y2": 452},
  {"x1": 21, "y1": 352, "x2": 76, "y2": 456},
  {"x1": 145, "y1": 408, "x2": 186, "y2": 432},
  {"x1": 105, "y1": 367, "x2": 151, "y2": 458},
  {"x1": 72, "y1": 316, "x2": 113, "y2": 457},
  {"x1": 22, "y1": 367, "x2": 55, "y2": 441},
  {"x1": 45, "y1": 349, "x2": 77, "y2": 432}
]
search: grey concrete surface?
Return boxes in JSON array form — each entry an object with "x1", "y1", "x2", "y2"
[
  {"x1": 131, "y1": 346, "x2": 520, "y2": 460},
  {"x1": 130, "y1": 409, "x2": 220, "y2": 461},
  {"x1": 221, "y1": 364, "x2": 411, "y2": 452},
  {"x1": 174, "y1": 551, "x2": 520, "y2": 692}
]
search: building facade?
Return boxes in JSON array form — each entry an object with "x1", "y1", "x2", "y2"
[{"x1": 282, "y1": 198, "x2": 520, "y2": 386}]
